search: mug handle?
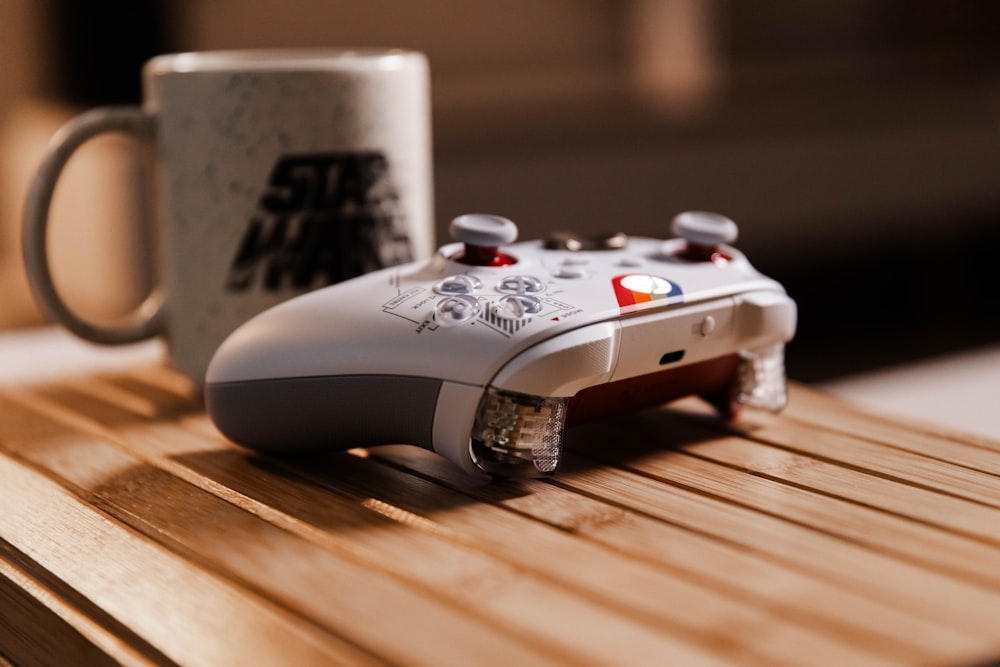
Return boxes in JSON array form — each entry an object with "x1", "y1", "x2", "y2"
[{"x1": 22, "y1": 106, "x2": 166, "y2": 344}]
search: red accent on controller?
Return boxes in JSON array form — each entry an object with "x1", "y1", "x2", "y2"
[
  {"x1": 676, "y1": 242, "x2": 733, "y2": 264},
  {"x1": 565, "y1": 354, "x2": 741, "y2": 427},
  {"x1": 612, "y1": 276, "x2": 650, "y2": 310},
  {"x1": 453, "y1": 244, "x2": 517, "y2": 266}
]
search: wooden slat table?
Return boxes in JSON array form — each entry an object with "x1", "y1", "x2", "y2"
[{"x1": 2, "y1": 365, "x2": 999, "y2": 667}]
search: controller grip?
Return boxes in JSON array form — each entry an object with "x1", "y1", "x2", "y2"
[{"x1": 205, "y1": 375, "x2": 443, "y2": 453}]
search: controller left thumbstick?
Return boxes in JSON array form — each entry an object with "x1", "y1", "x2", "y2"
[{"x1": 449, "y1": 214, "x2": 518, "y2": 266}]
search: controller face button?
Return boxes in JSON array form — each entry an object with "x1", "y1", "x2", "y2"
[
  {"x1": 433, "y1": 274, "x2": 482, "y2": 295},
  {"x1": 497, "y1": 275, "x2": 546, "y2": 294},
  {"x1": 434, "y1": 295, "x2": 481, "y2": 326},
  {"x1": 494, "y1": 294, "x2": 543, "y2": 319}
]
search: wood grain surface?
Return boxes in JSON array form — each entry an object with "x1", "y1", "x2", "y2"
[{"x1": 1, "y1": 366, "x2": 999, "y2": 666}]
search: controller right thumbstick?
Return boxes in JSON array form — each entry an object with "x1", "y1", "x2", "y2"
[{"x1": 671, "y1": 211, "x2": 739, "y2": 246}]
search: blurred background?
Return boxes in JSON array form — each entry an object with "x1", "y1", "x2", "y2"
[{"x1": 1, "y1": 0, "x2": 998, "y2": 386}]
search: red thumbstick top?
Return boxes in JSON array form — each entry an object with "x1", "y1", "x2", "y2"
[
  {"x1": 449, "y1": 214, "x2": 518, "y2": 266},
  {"x1": 671, "y1": 211, "x2": 738, "y2": 263}
]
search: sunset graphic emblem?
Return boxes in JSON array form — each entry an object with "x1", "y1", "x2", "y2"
[{"x1": 612, "y1": 274, "x2": 683, "y2": 314}]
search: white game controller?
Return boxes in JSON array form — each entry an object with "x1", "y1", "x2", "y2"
[{"x1": 205, "y1": 211, "x2": 796, "y2": 477}]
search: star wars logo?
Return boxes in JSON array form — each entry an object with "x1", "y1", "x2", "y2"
[{"x1": 226, "y1": 152, "x2": 412, "y2": 292}]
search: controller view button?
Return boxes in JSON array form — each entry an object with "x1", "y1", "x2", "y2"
[
  {"x1": 497, "y1": 275, "x2": 546, "y2": 294},
  {"x1": 434, "y1": 295, "x2": 481, "y2": 326},
  {"x1": 544, "y1": 232, "x2": 584, "y2": 251},
  {"x1": 433, "y1": 274, "x2": 482, "y2": 295},
  {"x1": 619, "y1": 257, "x2": 643, "y2": 268},
  {"x1": 555, "y1": 265, "x2": 589, "y2": 279},
  {"x1": 494, "y1": 294, "x2": 543, "y2": 319}
]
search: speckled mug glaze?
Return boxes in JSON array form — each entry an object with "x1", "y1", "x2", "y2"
[{"x1": 23, "y1": 49, "x2": 434, "y2": 384}]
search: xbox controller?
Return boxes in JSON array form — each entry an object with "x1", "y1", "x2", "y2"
[{"x1": 205, "y1": 211, "x2": 796, "y2": 477}]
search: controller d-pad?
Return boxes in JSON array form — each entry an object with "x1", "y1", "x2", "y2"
[
  {"x1": 434, "y1": 295, "x2": 480, "y2": 326},
  {"x1": 493, "y1": 294, "x2": 543, "y2": 320},
  {"x1": 497, "y1": 275, "x2": 545, "y2": 294},
  {"x1": 434, "y1": 274, "x2": 482, "y2": 295}
]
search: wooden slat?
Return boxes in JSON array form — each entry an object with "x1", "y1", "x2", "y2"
[
  {"x1": 0, "y1": 381, "x2": 734, "y2": 667},
  {"x1": 2, "y1": 367, "x2": 1000, "y2": 667},
  {"x1": 568, "y1": 409, "x2": 1000, "y2": 588},
  {"x1": 0, "y1": 393, "x2": 598, "y2": 667},
  {"x1": 103, "y1": 373, "x2": 994, "y2": 666},
  {"x1": 784, "y1": 384, "x2": 1000, "y2": 465},
  {"x1": 0, "y1": 538, "x2": 166, "y2": 667},
  {"x1": 35, "y1": 376, "x2": 864, "y2": 658},
  {"x1": 372, "y1": 438, "x2": 1000, "y2": 654},
  {"x1": 561, "y1": 419, "x2": 1000, "y2": 633},
  {"x1": 730, "y1": 403, "x2": 1000, "y2": 509},
  {"x1": 0, "y1": 451, "x2": 385, "y2": 667}
]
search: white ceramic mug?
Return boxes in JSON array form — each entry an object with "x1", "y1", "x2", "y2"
[{"x1": 23, "y1": 48, "x2": 434, "y2": 384}]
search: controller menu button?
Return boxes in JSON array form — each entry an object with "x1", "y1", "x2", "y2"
[{"x1": 434, "y1": 295, "x2": 481, "y2": 326}]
